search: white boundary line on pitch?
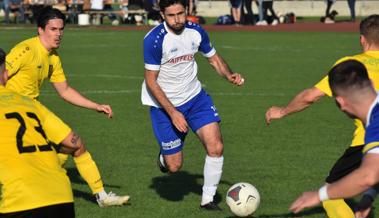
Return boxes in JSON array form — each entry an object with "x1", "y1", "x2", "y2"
[
  {"x1": 66, "y1": 74, "x2": 143, "y2": 79},
  {"x1": 40, "y1": 89, "x2": 288, "y2": 97}
]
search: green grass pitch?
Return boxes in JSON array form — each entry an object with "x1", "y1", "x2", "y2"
[{"x1": 0, "y1": 26, "x2": 373, "y2": 218}]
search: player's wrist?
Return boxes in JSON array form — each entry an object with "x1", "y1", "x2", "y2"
[{"x1": 318, "y1": 185, "x2": 329, "y2": 201}]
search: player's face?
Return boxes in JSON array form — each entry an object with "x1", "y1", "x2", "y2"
[
  {"x1": 161, "y1": 4, "x2": 186, "y2": 34},
  {"x1": 38, "y1": 18, "x2": 64, "y2": 51}
]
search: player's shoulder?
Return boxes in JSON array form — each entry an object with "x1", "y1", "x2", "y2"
[
  {"x1": 185, "y1": 21, "x2": 205, "y2": 33},
  {"x1": 333, "y1": 54, "x2": 363, "y2": 66},
  {"x1": 9, "y1": 37, "x2": 37, "y2": 55},
  {"x1": 144, "y1": 23, "x2": 167, "y2": 42}
]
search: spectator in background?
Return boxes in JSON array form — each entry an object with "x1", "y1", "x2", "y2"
[
  {"x1": 347, "y1": 0, "x2": 355, "y2": 21},
  {"x1": 263, "y1": 0, "x2": 278, "y2": 25},
  {"x1": 241, "y1": 0, "x2": 254, "y2": 25},
  {"x1": 256, "y1": 0, "x2": 266, "y2": 25},
  {"x1": 0, "y1": 0, "x2": 10, "y2": 23},
  {"x1": 256, "y1": 0, "x2": 278, "y2": 25},
  {"x1": 229, "y1": 0, "x2": 241, "y2": 25},
  {"x1": 144, "y1": 0, "x2": 160, "y2": 25},
  {"x1": 323, "y1": 0, "x2": 336, "y2": 23},
  {"x1": 9, "y1": 0, "x2": 25, "y2": 23}
]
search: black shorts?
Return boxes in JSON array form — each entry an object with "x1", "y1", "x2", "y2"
[
  {"x1": 0, "y1": 203, "x2": 75, "y2": 218},
  {"x1": 325, "y1": 145, "x2": 364, "y2": 183}
]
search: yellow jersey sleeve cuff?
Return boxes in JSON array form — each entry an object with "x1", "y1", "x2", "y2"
[{"x1": 363, "y1": 142, "x2": 379, "y2": 154}]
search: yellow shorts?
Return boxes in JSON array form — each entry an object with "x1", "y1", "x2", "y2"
[{"x1": 34, "y1": 100, "x2": 72, "y2": 144}]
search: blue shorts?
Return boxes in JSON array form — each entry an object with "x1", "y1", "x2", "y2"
[{"x1": 150, "y1": 89, "x2": 221, "y2": 155}]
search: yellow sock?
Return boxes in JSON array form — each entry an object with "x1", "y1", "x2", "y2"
[
  {"x1": 74, "y1": 151, "x2": 104, "y2": 194},
  {"x1": 322, "y1": 199, "x2": 354, "y2": 218},
  {"x1": 57, "y1": 153, "x2": 69, "y2": 166}
]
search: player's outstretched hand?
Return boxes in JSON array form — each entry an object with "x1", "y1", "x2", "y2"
[
  {"x1": 170, "y1": 110, "x2": 188, "y2": 133},
  {"x1": 289, "y1": 191, "x2": 320, "y2": 214},
  {"x1": 227, "y1": 73, "x2": 244, "y2": 86},
  {"x1": 265, "y1": 106, "x2": 285, "y2": 125},
  {"x1": 96, "y1": 104, "x2": 113, "y2": 118}
]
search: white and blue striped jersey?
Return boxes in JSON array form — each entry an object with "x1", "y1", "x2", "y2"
[{"x1": 141, "y1": 21, "x2": 216, "y2": 107}]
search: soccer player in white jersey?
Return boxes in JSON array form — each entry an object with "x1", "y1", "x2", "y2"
[{"x1": 142, "y1": 0, "x2": 245, "y2": 210}]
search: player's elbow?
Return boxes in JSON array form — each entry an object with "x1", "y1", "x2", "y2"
[{"x1": 302, "y1": 88, "x2": 323, "y2": 104}]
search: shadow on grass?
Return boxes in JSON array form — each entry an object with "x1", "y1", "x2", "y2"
[
  {"x1": 66, "y1": 167, "x2": 122, "y2": 189},
  {"x1": 150, "y1": 171, "x2": 232, "y2": 203},
  {"x1": 224, "y1": 207, "x2": 324, "y2": 218},
  {"x1": 73, "y1": 189, "x2": 97, "y2": 204},
  {"x1": 254, "y1": 207, "x2": 324, "y2": 218}
]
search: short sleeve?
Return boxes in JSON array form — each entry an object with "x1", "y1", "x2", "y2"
[
  {"x1": 314, "y1": 57, "x2": 352, "y2": 97},
  {"x1": 144, "y1": 35, "x2": 162, "y2": 71},
  {"x1": 197, "y1": 26, "x2": 216, "y2": 57},
  {"x1": 49, "y1": 52, "x2": 66, "y2": 83}
]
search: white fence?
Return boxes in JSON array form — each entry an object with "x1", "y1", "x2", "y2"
[{"x1": 197, "y1": 0, "x2": 379, "y2": 17}]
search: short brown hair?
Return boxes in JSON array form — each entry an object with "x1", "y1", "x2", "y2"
[{"x1": 360, "y1": 15, "x2": 379, "y2": 45}]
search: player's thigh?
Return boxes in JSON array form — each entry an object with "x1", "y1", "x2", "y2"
[
  {"x1": 185, "y1": 90, "x2": 222, "y2": 156},
  {"x1": 196, "y1": 122, "x2": 223, "y2": 156},
  {"x1": 37, "y1": 102, "x2": 71, "y2": 145},
  {"x1": 150, "y1": 107, "x2": 187, "y2": 157},
  {"x1": 325, "y1": 145, "x2": 364, "y2": 183},
  {"x1": 0, "y1": 203, "x2": 75, "y2": 218}
]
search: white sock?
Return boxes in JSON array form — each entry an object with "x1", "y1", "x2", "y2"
[
  {"x1": 96, "y1": 190, "x2": 108, "y2": 200},
  {"x1": 159, "y1": 154, "x2": 166, "y2": 167},
  {"x1": 201, "y1": 155, "x2": 223, "y2": 205}
]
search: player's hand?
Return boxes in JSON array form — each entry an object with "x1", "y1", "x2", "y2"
[
  {"x1": 227, "y1": 73, "x2": 244, "y2": 86},
  {"x1": 96, "y1": 104, "x2": 113, "y2": 118},
  {"x1": 170, "y1": 110, "x2": 188, "y2": 133},
  {"x1": 355, "y1": 195, "x2": 374, "y2": 218},
  {"x1": 289, "y1": 191, "x2": 320, "y2": 214},
  {"x1": 265, "y1": 106, "x2": 286, "y2": 125}
]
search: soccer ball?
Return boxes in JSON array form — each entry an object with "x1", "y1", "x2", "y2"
[{"x1": 226, "y1": 182, "x2": 260, "y2": 217}]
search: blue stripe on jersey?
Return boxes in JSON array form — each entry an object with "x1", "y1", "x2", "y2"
[
  {"x1": 185, "y1": 22, "x2": 214, "y2": 55},
  {"x1": 365, "y1": 103, "x2": 379, "y2": 147},
  {"x1": 144, "y1": 23, "x2": 167, "y2": 66}
]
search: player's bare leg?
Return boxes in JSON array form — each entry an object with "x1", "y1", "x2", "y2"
[
  {"x1": 160, "y1": 151, "x2": 183, "y2": 173},
  {"x1": 60, "y1": 131, "x2": 130, "y2": 207},
  {"x1": 196, "y1": 122, "x2": 224, "y2": 210}
]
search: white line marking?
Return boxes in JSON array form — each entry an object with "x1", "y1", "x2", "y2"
[
  {"x1": 66, "y1": 74, "x2": 143, "y2": 79},
  {"x1": 40, "y1": 89, "x2": 287, "y2": 97}
]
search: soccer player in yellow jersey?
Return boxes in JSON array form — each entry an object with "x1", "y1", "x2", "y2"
[
  {"x1": 5, "y1": 6, "x2": 129, "y2": 207},
  {"x1": 265, "y1": 14, "x2": 379, "y2": 218},
  {"x1": 0, "y1": 48, "x2": 75, "y2": 217}
]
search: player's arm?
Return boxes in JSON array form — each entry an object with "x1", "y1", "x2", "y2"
[
  {"x1": 289, "y1": 153, "x2": 379, "y2": 214},
  {"x1": 52, "y1": 81, "x2": 113, "y2": 118},
  {"x1": 265, "y1": 87, "x2": 325, "y2": 125},
  {"x1": 207, "y1": 53, "x2": 244, "y2": 86},
  {"x1": 144, "y1": 69, "x2": 188, "y2": 132}
]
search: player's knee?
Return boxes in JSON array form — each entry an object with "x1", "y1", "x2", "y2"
[
  {"x1": 207, "y1": 142, "x2": 223, "y2": 157},
  {"x1": 167, "y1": 163, "x2": 182, "y2": 173},
  {"x1": 165, "y1": 158, "x2": 182, "y2": 173}
]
